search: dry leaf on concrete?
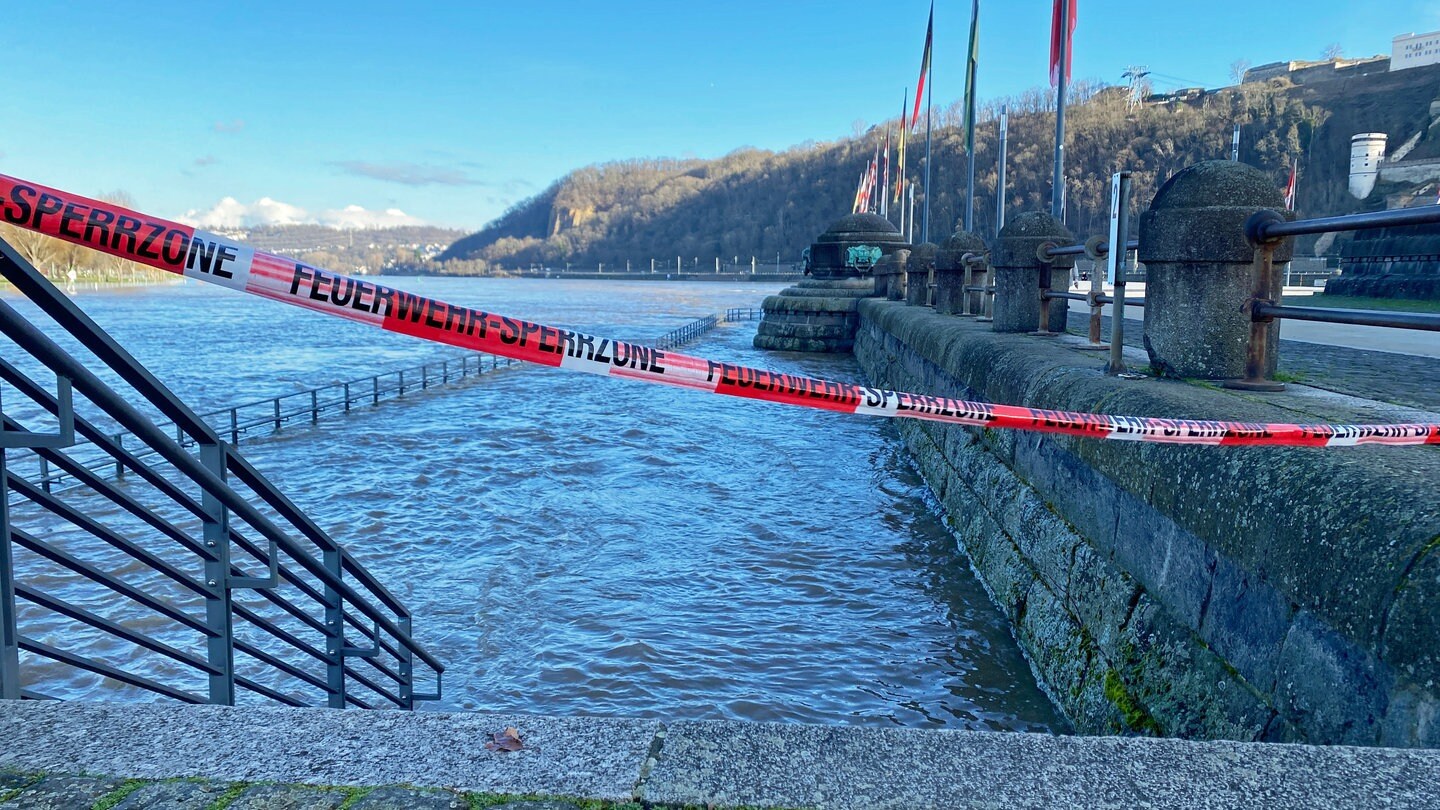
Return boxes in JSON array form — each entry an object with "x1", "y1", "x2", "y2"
[{"x1": 484, "y1": 726, "x2": 524, "y2": 752}]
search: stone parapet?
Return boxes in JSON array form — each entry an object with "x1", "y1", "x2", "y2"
[{"x1": 855, "y1": 298, "x2": 1440, "y2": 748}]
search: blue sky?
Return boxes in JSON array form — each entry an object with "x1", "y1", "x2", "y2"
[{"x1": 1, "y1": 1, "x2": 1430, "y2": 231}]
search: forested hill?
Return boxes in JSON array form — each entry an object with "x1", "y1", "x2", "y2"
[{"x1": 439, "y1": 63, "x2": 1440, "y2": 270}]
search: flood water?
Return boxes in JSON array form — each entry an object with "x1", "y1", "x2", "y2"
[{"x1": 1, "y1": 276, "x2": 1064, "y2": 732}]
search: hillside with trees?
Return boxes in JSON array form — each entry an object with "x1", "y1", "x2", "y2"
[
  {"x1": 0, "y1": 215, "x2": 463, "y2": 283},
  {"x1": 440, "y1": 63, "x2": 1440, "y2": 270}
]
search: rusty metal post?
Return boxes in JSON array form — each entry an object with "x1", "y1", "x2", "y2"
[
  {"x1": 1224, "y1": 244, "x2": 1286, "y2": 391},
  {"x1": 1033, "y1": 250, "x2": 1058, "y2": 337},
  {"x1": 1078, "y1": 235, "x2": 1109, "y2": 351}
]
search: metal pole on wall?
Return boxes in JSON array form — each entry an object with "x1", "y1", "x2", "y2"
[
  {"x1": 1232, "y1": 123, "x2": 1241, "y2": 161},
  {"x1": 1106, "y1": 172, "x2": 1133, "y2": 376},
  {"x1": 997, "y1": 105, "x2": 1009, "y2": 235},
  {"x1": 1051, "y1": 0, "x2": 1070, "y2": 221}
]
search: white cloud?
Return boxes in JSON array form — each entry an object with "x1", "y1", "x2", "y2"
[
  {"x1": 178, "y1": 197, "x2": 426, "y2": 230},
  {"x1": 318, "y1": 204, "x2": 425, "y2": 229}
]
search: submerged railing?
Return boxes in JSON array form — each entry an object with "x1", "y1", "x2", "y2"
[
  {"x1": 28, "y1": 351, "x2": 518, "y2": 493},
  {"x1": 654, "y1": 308, "x2": 763, "y2": 351},
  {"x1": 0, "y1": 237, "x2": 442, "y2": 709}
]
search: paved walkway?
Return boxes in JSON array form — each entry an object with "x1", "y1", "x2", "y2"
[
  {"x1": 1066, "y1": 312, "x2": 1440, "y2": 412},
  {"x1": 2, "y1": 701, "x2": 1439, "y2": 809}
]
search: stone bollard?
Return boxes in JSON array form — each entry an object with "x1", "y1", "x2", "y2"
[
  {"x1": 1138, "y1": 160, "x2": 1294, "y2": 380},
  {"x1": 936, "y1": 231, "x2": 987, "y2": 315},
  {"x1": 990, "y1": 213, "x2": 1073, "y2": 333},
  {"x1": 877, "y1": 249, "x2": 910, "y2": 301},
  {"x1": 905, "y1": 242, "x2": 938, "y2": 307}
]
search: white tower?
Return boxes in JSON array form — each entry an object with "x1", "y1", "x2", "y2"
[{"x1": 1349, "y1": 133, "x2": 1388, "y2": 199}]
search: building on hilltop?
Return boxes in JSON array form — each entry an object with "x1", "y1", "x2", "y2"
[
  {"x1": 1392, "y1": 31, "x2": 1440, "y2": 71},
  {"x1": 1242, "y1": 55, "x2": 1390, "y2": 85}
]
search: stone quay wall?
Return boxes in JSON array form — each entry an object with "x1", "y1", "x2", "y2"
[{"x1": 853, "y1": 301, "x2": 1440, "y2": 747}]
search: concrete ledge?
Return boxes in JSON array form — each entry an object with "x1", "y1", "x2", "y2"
[
  {"x1": 646, "y1": 719, "x2": 1440, "y2": 809},
  {"x1": 0, "y1": 701, "x2": 656, "y2": 802},
  {"x1": 3, "y1": 701, "x2": 1439, "y2": 809}
]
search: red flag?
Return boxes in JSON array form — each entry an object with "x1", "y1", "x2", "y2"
[
  {"x1": 910, "y1": 3, "x2": 934, "y2": 131},
  {"x1": 1050, "y1": 0, "x2": 1077, "y2": 88},
  {"x1": 1283, "y1": 160, "x2": 1297, "y2": 210}
]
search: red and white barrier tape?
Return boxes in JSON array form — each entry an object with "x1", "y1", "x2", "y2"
[{"x1": 1, "y1": 173, "x2": 1436, "y2": 448}]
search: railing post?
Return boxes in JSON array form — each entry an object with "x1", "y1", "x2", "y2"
[
  {"x1": 991, "y1": 212, "x2": 1074, "y2": 333},
  {"x1": 422, "y1": 365, "x2": 429, "y2": 390},
  {"x1": 1137, "y1": 160, "x2": 1294, "y2": 381},
  {"x1": 1103, "y1": 173, "x2": 1134, "y2": 370},
  {"x1": 229, "y1": 407, "x2": 239, "y2": 445},
  {"x1": 398, "y1": 615, "x2": 414, "y2": 710},
  {"x1": 0, "y1": 447, "x2": 21, "y2": 700},
  {"x1": 343, "y1": 382, "x2": 351, "y2": 413},
  {"x1": 273, "y1": 399, "x2": 281, "y2": 431},
  {"x1": 323, "y1": 548, "x2": 347, "y2": 709},
  {"x1": 1228, "y1": 244, "x2": 1285, "y2": 391},
  {"x1": 398, "y1": 370, "x2": 405, "y2": 396},
  {"x1": 310, "y1": 390, "x2": 319, "y2": 422},
  {"x1": 199, "y1": 441, "x2": 235, "y2": 705},
  {"x1": 372, "y1": 376, "x2": 379, "y2": 405},
  {"x1": 905, "y1": 243, "x2": 937, "y2": 307},
  {"x1": 38, "y1": 456, "x2": 51, "y2": 494},
  {"x1": 442, "y1": 360, "x2": 449, "y2": 384},
  {"x1": 936, "y1": 233, "x2": 984, "y2": 315},
  {"x1": 113, "y1": 433, "x2": 124, "y2": 478}
]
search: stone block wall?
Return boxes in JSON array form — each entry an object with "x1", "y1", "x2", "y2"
[{"x1": 854, "y1": 299, "x2": 1440, "y2": 747}]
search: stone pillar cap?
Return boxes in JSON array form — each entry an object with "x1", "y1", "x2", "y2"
[
  {"x1": 992, "y1": 212, "x2": 1075, "y2": 268},
  {"x1": 1139, "y1": 160, "x2": 1295, "y2": 264},
  {"x1": 908, "y1": 242, "x2": 939, "y2": 272},
  {"x1": 938, "y1": 231, "x2": 988, "y2": 270}
]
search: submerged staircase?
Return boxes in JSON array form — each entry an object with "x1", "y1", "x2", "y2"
[{"x1": 0, "y1": 237, "x2": 442, "y2": 708}]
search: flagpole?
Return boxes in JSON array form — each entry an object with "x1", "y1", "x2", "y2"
[
  {"x1": 964, "y1": 0, "x2": 979, "y2": 233},
  {"x1": 908, "y1": 183, "x2": 916, "y2": 243},
  {"x1": 899, "y1": 88, "x2": 908, "y2": 233},
  {"x1": 1052, "y1": 0, "x2": 1070, "y2": 221},
  {"x1": 923, "y1": 72, "x2": 933, "y2": 242},
  {"x1": 996, "y1": 104, "x2": 1008, "y2": 235},
  {"x1": 881, "y1": 130, "x2": 890, "y2": 219}
]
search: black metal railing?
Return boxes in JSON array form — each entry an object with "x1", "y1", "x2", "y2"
[
  {"x1": 653, "y1": 308, "x2": 762, "y2": 351},
  {"x1": 655, "y1": 315, "x2": 719, "y2": 350},
  {"x1": 0, "y1": 237, "x2": 442, "y2": 709},
  {"x1": 26, "y1": 352, "x2": 518, "y2": 493},
  {"x1": 1230, "y1": 205, "x2": 1440, "y2": 389}
]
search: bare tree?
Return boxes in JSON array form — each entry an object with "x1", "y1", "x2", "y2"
[
  {"x1": 1229, "y1": 59, "x2": 1252, "y2": 84},
  {"x1": 1321, "y1": 43, "x2": 1344, "y2": 60}
]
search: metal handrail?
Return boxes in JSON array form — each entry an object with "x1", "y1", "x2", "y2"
[
  {"x1": 30, "y1": 351, "x2": 516, "y2": 492},
  {"x1": 655, "y1": 314, "x2": 719, "y2": 350},
  {"x1": 654, "y1": 308, "x2": 764, "y2": 350},
  {"x1": 1229, "y1": 205, "x2": 1440, "y2": 389},
  {"x1": 1248, "y1": 205, "x2": 1440, "y2": 242},
  {"x1": 1, "y1": 237, "x2": 442, "y2": 708}
]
